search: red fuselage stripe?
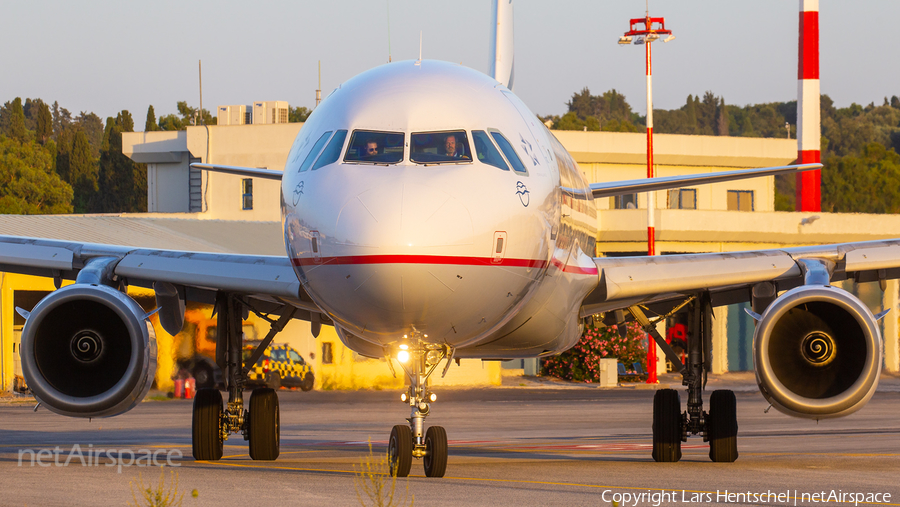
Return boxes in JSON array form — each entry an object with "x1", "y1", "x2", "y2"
[{"x1": 291, "y1": 254, "x2": 599, "y2": 275}]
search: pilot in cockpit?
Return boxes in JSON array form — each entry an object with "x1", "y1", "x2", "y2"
[
  {"x1": 362, "y1": 140, "x2": 379, "y2": 158},
  {"x1": 442, "y1": 135, "x2": 460, "y2": 159}
]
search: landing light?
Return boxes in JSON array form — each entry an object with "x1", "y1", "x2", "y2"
[
  {"x1": 399, "y1": 344, "x2": 408, "y2": 350},
  {"x1": 400, "y1": 393, "x2": 408, "y2": 402},
  {"x1": 429, "y1": 393, "x2": 437, "y2": 402},
  {"x1": 398, "y1": 350, "x2": 410, "y2": 363}
]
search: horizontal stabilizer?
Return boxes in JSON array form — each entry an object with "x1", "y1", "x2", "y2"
[
  {"x1": 584, "y1": 163, "x2": 822, "y2": 199},
  {"x1": 190, "y1": 163, "x2": 283, "y2": 181}
]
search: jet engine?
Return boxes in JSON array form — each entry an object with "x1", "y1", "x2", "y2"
[
  {"x1": 20, "y1": 284, "x2": 157, "y2": 418},
  {"x1": 753, "y1": 285, "x2": 882, "y2": 419}
]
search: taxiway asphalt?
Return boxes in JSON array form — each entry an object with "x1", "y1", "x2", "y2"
[{"x1": 1, "y1": 374, "x2": 899, "y2": 506}]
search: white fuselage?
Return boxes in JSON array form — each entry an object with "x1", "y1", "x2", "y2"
[{"x1": 280, "y1": 60, "x2": 598, "y2": 359}]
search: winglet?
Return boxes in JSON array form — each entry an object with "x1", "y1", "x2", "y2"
[{"x1": 744, "y1": 308, "x2": 762, "y2": 321}]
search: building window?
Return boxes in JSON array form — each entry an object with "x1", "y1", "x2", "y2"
[
  {"x1": 668, "y1": 189, "x2": 697, "y2": 210},
  {"x1": 322, "y1": 342, "x2": 334, "y2": 364},
  {"x1": 727, "y1": 190, "x2": 754, "y2": 211},
  {"x1": 612, "y1": 193, "x2": 638, "y2": 209},
  {"x1": 242, "y1": 178, "x2": 253, "y2": 210}
]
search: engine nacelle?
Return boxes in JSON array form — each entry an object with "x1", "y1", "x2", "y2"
[
  {"x1": 753, "y1": 285, "x2": 882, "y2": 419},
  {"x1": 20, "y1": 284, "x2": 157, "y2": 418}
]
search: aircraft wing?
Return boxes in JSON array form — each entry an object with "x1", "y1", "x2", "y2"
[
  {"x1": 583, "y1": 163, "x2": 821, "y2": 199},
  {"x1": 0, "y1": 235, "x2": 323, "y2": 322},
  {"x1": 191, "y1": 163, "x2": 284, "y2": 180},
  {"x1": 581, "y1": 239, "x2": 900, "y2": 316}
]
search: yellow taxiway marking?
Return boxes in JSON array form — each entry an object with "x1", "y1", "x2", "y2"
[{"x1": 199, "y1": 461, "x2": 900, "y2": 506}]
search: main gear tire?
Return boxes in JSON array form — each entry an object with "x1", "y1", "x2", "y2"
[
  {"x1": 249, "y1": 388, "x2": 280, "y2": 460},
  {"x1": 708, "y1": 389, "x2": 739, "y2": 462},
  {"x1": 192, "y1": 388, "x2": 223, "y2": 461},
  {"x1": 652, "y1": 389, "x2": 682, "y2": 463}
]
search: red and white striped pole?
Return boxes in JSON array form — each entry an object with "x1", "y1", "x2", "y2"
[
  {"x1": 796, "y1": 0, "x2": 820, "y2": 211},
  {"x1": 646, "y1": 35, "x2": 655, "y2": 256},
  {"x1": 645, "y1": 31, "x2": 659, "y2": 384}
]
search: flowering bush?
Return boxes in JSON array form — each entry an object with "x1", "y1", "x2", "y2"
[{"x1": 541, "y1": 321, "x2": 648, "y2": 383}]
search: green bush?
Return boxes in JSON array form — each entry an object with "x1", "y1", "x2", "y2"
[{"x1": 541, "y1": 322, "x2": 647, "y2": 383}]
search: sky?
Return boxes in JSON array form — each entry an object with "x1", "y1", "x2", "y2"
[{"x1": 1, "y1": 1, "x2": 898, "y2": 129}]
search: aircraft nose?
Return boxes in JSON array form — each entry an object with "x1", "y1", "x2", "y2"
[
  {"x1": 329, "y1": 182, "x2": 475, "y2": 317},
  {"x1": 336, "y1": 182, "x2": 474, "y2": 248}
]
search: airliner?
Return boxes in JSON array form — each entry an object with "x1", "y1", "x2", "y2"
[{"x1": 5, "y1": 0, "x2": 893, "y2": 478}]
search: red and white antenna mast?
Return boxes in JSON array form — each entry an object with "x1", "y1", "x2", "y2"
[{"x1": 796, "y1": 0, "x2": 820, "y2": 211}]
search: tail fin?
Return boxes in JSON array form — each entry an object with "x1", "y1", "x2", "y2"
[{"x1": 489, "y1": 0, "x2": 514, "y2": 90}]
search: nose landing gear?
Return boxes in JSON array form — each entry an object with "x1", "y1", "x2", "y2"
[{"x1": 387, "y1": 338, "x2": 452, "y2": 478}]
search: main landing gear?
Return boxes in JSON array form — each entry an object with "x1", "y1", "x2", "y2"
[
  {"x1": 387, "y1": 336, "x2": 452, "y2": 478},
  {"x1": 629, "y1": 293, "x2": 738, "y2": 463},
  {"x1": 192, "y1": 293, "x2": 294, "y2": 462}
]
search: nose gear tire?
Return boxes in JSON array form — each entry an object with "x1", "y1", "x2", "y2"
[
  {"x1": 249, "y1": 388, "x2": 280, "y2": 460},
  {"x1": 423, "y1": 426, "x2": 448, "y2": 477},
  {"x1": 192, "y1": 388, "x2": 224, "y2": 461},
  {"x1": 389, "y1": 425, "x2": 413, "y2": 477},
  {"x1": 652, "y1": 389, "x2": 682, "y2": 463}
]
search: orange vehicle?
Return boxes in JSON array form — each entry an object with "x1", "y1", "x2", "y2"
[{"x1": 172, "y1": 307, "x2": 259, "y2": 389}]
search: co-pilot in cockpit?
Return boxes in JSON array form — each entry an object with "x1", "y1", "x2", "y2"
[{"x1": 410, "y1": 130, "x2": 471, "y2": 163}]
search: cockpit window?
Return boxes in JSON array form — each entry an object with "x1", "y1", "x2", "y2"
[
  {"x1": 472, "y1": 130, "x2": 509, "y2": 171},
  {"x1": 410, "y1": 131, "x2": 472, "y2": 164},
  {"x1": 490, "y1": 130, "x2": 528, "y2": 174},
  {"x1": 344, "y1": 130, "x2": 404, "y2": 164},
  {"x1": 311, "y1": 130, "x2": 348, "y2": 170},
  {"x1": 299, "y1": 131, "x2": 333, "y2": 172}
]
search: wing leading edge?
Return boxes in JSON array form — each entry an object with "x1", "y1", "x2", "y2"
[
  {"x1": 0, "y1": 235, "x2": 324, "y2": 321},
  {"x1": 582, "y1": 163, "x2": 822, "y2": 199},
  {"x1": 582, "y1": 239, "x2": 900, "y2": 316}
]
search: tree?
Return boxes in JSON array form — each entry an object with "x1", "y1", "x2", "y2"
[
  {"x1": 75, "y1": 111, "x2": 104, "y2": 159},
  {"x1": 52, "y1": 101, "x2": 73, "y2": 139},
  {"x1": 716, "y1": 98, "x2": 729, "y2": 136},
  {"x1": 24, "y1": 98, "x2": 52, "y2": 144},
  {"x1": 290, "y1": 106, "x2": 311, "y2": 122},
  {"x1": 822, "y1": 143, "x2": 900, "y2": 214},
  {"x1": 157, "y1": 101, "x2": 216, "y2": 130},
  {"x1": 69, "y1": 129, "x2": 98, "y2": 212},
  {"x1": 0, "y1": 98, "x2": 27, "y2": 142},
  {"x1": 0, "y1": 134, "x2": 73, "y2": 214},
  {"x1": 145, "y1": 105, "x2": 159, "y2": 131},
  {"x1": 97, "y1": 110, "x2": 146, "y2": 212}
]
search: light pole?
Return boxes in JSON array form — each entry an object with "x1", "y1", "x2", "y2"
[{"x1": 619, "y1": 12, "x2": 674, "y2": 384}]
